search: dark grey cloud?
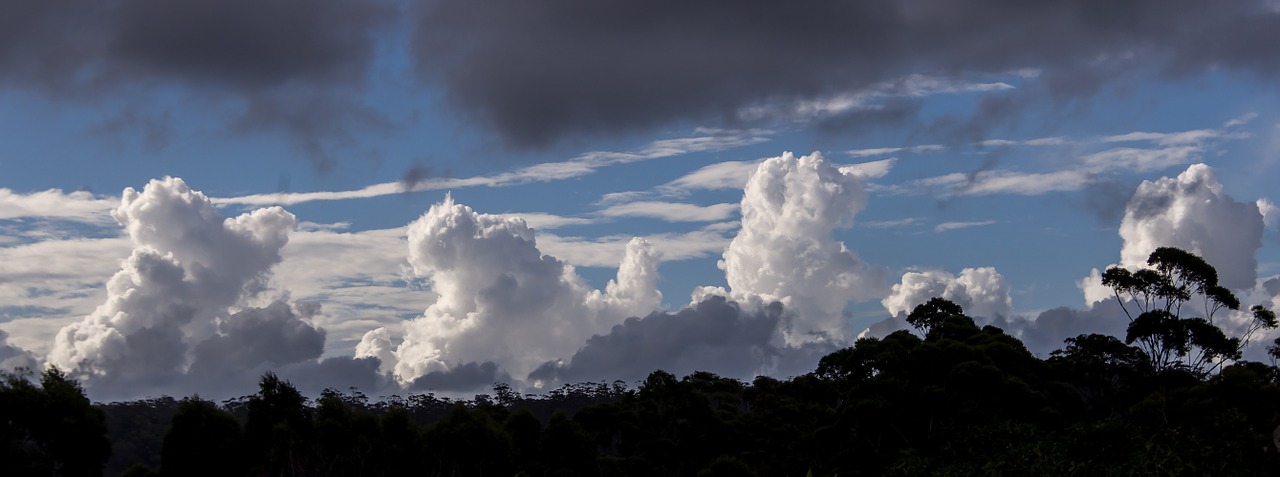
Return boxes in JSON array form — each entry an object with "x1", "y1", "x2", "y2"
[
  {"x1": 232, "y1": 93, "x2": 395, "y2": 171},
  {"x1": 109, "y1": 0, "x2": 388, "y2": 90},
  {"x1": 188, "y1": 301, "x2": 326, "y2": 379},
  {"x1": 528, "y1": 296, "x2": 788, "y2": 385},
  {"x1": 412, "y1": 0, "x2": 1280, "y2": 147},
  {"x1": 0, "y1": 329, "x2": 37, "y2": 371},
  {"x1": 985, "y1": 300, "x2": 1130, "y2": 357},
  {"x1": 812, "y1": 99, "x2": 924, "y2": 143},
  {"x1": 0, "y1": 0, "x2": 391, "y2": 92},
  {"x1": 0, "y1": 0, "x2": 395, "y2": 168},
  {"x1": 80, "y1": 301, "x2": 386, "y2": 401},
  {"x1": 410, "y1": 361, "x2": 512, "y2": 393},
  {"x1": 89, "y1": 108, "x2": 174, "y2": 152},
  {"x1": 1081, "y1": 179, "x2": 1139, "y2": 226},
  {"x1": 1264, "y1": 277, "x2": 1280, "y2": 298}
]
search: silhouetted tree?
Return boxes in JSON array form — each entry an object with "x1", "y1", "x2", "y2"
[
  {"x1": 0, "y1": 367, "x2": 110, "y2": 477},
  {"x1": 1102, "y1": 247, "x2": 1276, "y2": 375},
  {"x1": 160, "y1": 397, "x2": 243, "y2": 477},
  {"x1": 906, "y1": 297, "x2": 965, "y2": 336},
  {"x1": 245, "y1": 372, "x2": 314, "y2": 476}
]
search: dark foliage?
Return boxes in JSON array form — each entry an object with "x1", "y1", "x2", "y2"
[{"x1": 1, "y1": 367, "x2": 111, "y2": 477}]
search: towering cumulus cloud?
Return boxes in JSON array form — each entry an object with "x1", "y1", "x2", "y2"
[
  {"x1": 364, "y1": 195, "x2": 661, "y2": 389},
  {"x1": 1082, "y1": 163, "x2": 1268, "y2": 304},
  {"x1": 712, "y1": 151, "x2": 884, "y2": 345},
  {"x1": 534, "y1": 152, "x2": 885, "y2": 385},
  {"x1": 47, "y1": 178, "x2": 299, "y2": 396}
]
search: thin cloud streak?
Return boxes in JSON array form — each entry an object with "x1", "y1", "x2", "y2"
[
  {"x1": 214, "y1": 129, "x2": 770, "y2": 207},
  {"x1": 596, "y1": 201, "x2": 739, "y2": 223},
  {"x1": 934, "y1": 220, "x2": 997, "y2": 233},
  {"x1": 880, "y1": 119, "x2": 1255, "y2": 197}
]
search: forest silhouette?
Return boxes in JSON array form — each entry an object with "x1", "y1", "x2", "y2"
[{"x1": 4, "y1": 247, "x2": 1280, "y2": 476}]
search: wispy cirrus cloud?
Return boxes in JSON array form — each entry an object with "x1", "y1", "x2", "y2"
[
  {"x1": 489, "y1": 212, "x2": 596, "y2": 230},
  {"x1": 0, "y1": 189, "x2": 116, "y2": 224},
  {"x1": 934, "y1": 220, "x2": 997, "y2": 233},
  {"x1": 882, "y1": 116, "x2": 1257, "y2": 198},
  {"x1": 538, "y1": 230, "x2": 733, "y2": 268},
  {"x1": 597, "y1": 201, "x2": 739, "y2": 223},
  {"x1": 215, "y1": 129, "x2": 770, "y2": 207},
  {"x1": 847, "y1": 144, "x2": 945, "y2": 158},
  {"x1": 601, "y1": 157, "x2": 898, "y2": 206},
  {"x1": 860, "y1": 217, "x2": 923, "y2": 229}
]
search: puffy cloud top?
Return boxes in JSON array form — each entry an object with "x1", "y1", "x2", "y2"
[
  {"x1": 718, "y1": 151, "x2": 884, "y2": 345},
  {"x1": 48, "y1": 177, "x2": 298, "y2": 392},
  {"x1": 1118, "y1": 163, "x2": 1265, "y2": 290},
  {"x1": 375, "y1": 194, "x2": 662, "y2": 387},
  {"x1": 882, "y1": 267, "x2": 1013, "y2": 319}
]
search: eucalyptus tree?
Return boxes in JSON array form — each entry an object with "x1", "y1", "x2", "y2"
[{"x1": 1101, "y1": 247, "x2": 1277, "y2": 375}]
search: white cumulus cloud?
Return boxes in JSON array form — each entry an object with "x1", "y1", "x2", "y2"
[
  {"x1": 370, "y1": 195, "x2": 663, "y2": 388},
  {"x1": 715, "y1": 151, "x2": 886, "y2": 345},
  {"x1": 1117, "y1": 163, "x2": 1265, "y2": 290},
  {"x1": 42, "y1": 177, "x2": 332, "y2": 398},
  {"x1": 881, "y1": 267, "x2": 1013, "y2": 320}
]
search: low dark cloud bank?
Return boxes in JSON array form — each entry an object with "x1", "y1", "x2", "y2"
[{"x1": 530, "y1": 296, "x2": 817, "y2": 386}]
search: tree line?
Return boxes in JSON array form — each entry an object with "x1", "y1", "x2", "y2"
[{"x1": 4, "y1": 247, "x2": 1280, "y2": 476}]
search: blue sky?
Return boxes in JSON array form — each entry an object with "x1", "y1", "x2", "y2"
[{"x1": 2, "y1": 1, "x2": 1279, "y2": 399}]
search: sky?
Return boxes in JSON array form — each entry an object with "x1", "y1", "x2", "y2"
[{"x1": 2, "y1": 0, "x2": 1280, "y2": 401}]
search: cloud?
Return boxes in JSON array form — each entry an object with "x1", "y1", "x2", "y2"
[
  {"x1": 15, "y1": 177, "x2": 399, "y2": 400},
  {"x1": 647, "y1": 160, "x2": 767, "y2": 198},
  {"x1": 272, "y1": 227, "x2": 430, "y2": 355},
  {"x1": 885, "y1": 121, "x2": 1251, "y2": 198},
  {"x1": 410, "y1": 361, "x2": 511, "y2": 393},
  {"x1": 716, "y1": 151, "x2": 886, "y2": 345},
  {"x1": 0, "y1": 236, "x2": 129, "y2": 356},
  {"x1": 847, "y1": 144, "x2": 944, "y2": 158},
  {"x1": 604, "y1": 156, "x2": 896, "y2": 208},
  {"x1": 0, "y1": 329, "x2": 37, "y2": 372},
  {"x1": 881, "y1": 267, "x2": 1013, "y2": 320},
  {"x1": 185, "y1": 301, "x2": 326, "y2": 388},
  {"x1": 934, "y1": 220, "x2": 997, "y2": 233},
  {"x1": 489, "y1": 212, "x2": 594, "y2": 230},
  {"x1": 994, "y1": 300, "x2": 1131, "y2": 357},
  {"x1": 1259, "y1": 198, "x2": 1279, "y2": 229},
  {"x1": 536, "y1": 230, "x2": 732, "y2": 268},
  {"x1": 368, "y1": 195, "x2": 663, "y2": 385},
  {"x1": 0, "y1": 189, "x2": 115, "y2": 223},
  {"x1": 410, "y1": 1, "x2": 1280, "y2": 146},
  {"x1": 838, "y1": 158, "x2": 897, "y2": 180},
  {"x1": 860, "y1": 218, "x2": 923, "y2": 230},
  {"x1": 40, "y1": 177, "x2": 308, "y2": 398},
  {"x1": 864, "y1": 281, "x2": 1131, "y2": 357},
  {"x1": 1, "y1": 0, "x2": 396, "y2": 168},
  {"x1": 528, "y1": 296, "x2": 787, "y2": 386},
  {"x1": 597, "y1": 201, "x2": 738, "y2": 223},
  {"x1": 742, "y1": 74, "x2": 1011, "y2": 125},
  {"x1": 216, "y1": 129, "x2": 768, "y2": 206},
  {"x1": 1116, "y1": 163, "x2": 1265, "y2": 290}
]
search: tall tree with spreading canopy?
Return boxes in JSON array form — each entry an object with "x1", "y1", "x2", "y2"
[{"x1": 1102, "y1": 247, "x2": 1277, "y2": 375}]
